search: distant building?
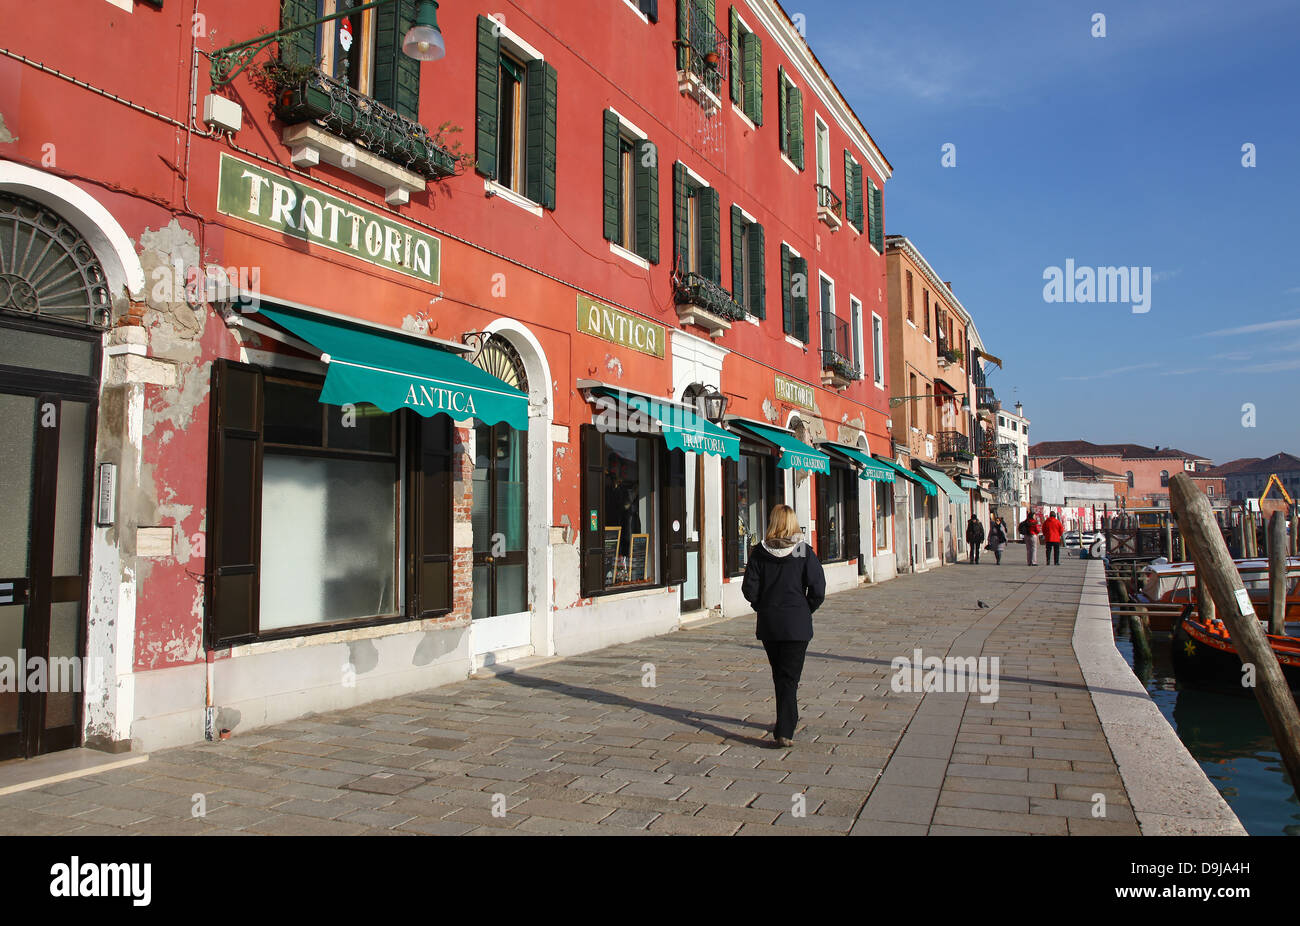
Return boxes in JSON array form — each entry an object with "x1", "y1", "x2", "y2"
[
  {"x1": 1028, "y1": 440, "x2": 1211, "y2": 507},
  {"x1": 996, "y1": 402, "x2": 1030, "y2": 530},
  {"x1": 1206, "y1": 453, "x2": 1300, "y2": 502},
  {"x1": 1029, "y1": 456, "x2": 1120, "y2": 530}
]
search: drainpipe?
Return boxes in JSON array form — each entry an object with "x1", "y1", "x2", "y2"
[{"x1": 204, "y1": 649, "x2": 215, "y2": 741}]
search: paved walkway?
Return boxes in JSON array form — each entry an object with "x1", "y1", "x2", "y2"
[{"x1": 0, "y1": 557, "x2": 1144, "y2": 835}]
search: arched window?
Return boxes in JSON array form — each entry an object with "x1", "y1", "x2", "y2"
[
  {"x1": 1126, "y1": 471, "x2": 1134, "y2": 488},
  {"x1": 1160, "y1": 470, "x2": 1169, "y2": 487}
]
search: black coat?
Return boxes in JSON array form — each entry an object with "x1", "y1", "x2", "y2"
[
  {"x1": 965, "y1": 519, "x2": 985, "y2": 544},
  {"x1": 741, "y1": 541, "x2": 826, "y2": 641}
]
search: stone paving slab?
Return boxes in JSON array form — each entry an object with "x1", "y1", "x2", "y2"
[{"x1": 0, "y1": 557, "x2": 1203, "y2": 835}]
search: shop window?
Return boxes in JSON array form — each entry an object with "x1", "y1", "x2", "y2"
[
  {"x1": 817, "y1": 463, "x2": 859, "y2": 563},
  {"x1": 206, "y1": 360, "x2": 452, "y2": 647},
  {"x1": 580, "y1": 426, "x2": 686, "y2": 595},
  {"x1": 723, "y1": 450, "x2": 779, "y2": 576},
  {"x1": 875, "y1": 480, "x2": 892, "y2": 550}
]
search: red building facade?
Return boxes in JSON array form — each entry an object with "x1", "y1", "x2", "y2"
[{"x1": 0, "y1": 0, "x2": 892, "y2": 756}]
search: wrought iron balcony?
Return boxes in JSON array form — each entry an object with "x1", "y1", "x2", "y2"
[
  {"x1": 675, "y1": 0, "x2": 726, "y2": 104},
  {"x1": 816, "y1": 184, "x2": 843, "y2": 229},
  {"x1": 272, "y1": 68, "x2": 459, "y2": 180},
  {"x1": 976, "y1": 386, "x2": 1000, "y2": 412},
  {"x1": 819, "y1": 312, "x2": 859, "y2": 388},
  {"x1": 938, "y1": 429, "x2": 974, "y2": 461},
  {"x1": 674, "y1": 270, "x2": 745, "y2": 336}
]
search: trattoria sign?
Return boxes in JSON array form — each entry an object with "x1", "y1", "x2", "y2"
[
  {"x1": 216, "y1": 153, "x2": 440, "y2": 285},
  {"x1": 576, "y1": 295, "x2": 665, "y2": 359},
  {"x1": 774, "y1": 374, "x2": 816, "y2": 411}
]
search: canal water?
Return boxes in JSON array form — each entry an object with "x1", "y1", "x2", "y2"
[{"x1": 1113, "y1": 619, "x2": 1300, "y2": 835}]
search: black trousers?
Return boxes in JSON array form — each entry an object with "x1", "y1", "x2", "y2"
[
  {"x1": 969, "y1": 543, "x2": 981, "y2": 563},
  {"x1": 1045, "y1": 541, "x2": 1061, "y2": 565},
  {"x1": 763, "y1": 640, "x2": 809, "y2": 739}
]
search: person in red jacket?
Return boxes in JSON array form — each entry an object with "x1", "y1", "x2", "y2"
[{"x1": 1042, "y1": 511, "x2": 1064, "y2": 565}]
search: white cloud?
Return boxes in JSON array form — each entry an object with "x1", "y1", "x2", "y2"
[
  {"x1": 1061, "y1": 362, "x2": 1161, "y2": 381},
  {"x1": 1198, "y1": 318, "x2": 1300, "y2": 338}
]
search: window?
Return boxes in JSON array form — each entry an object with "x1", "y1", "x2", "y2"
[
  {"x1": 728, "y1": 8, "x2": 763, "y2": 124},
  {"x1": 1160, "y1": 470, "x2": 1170, "y2": 487},
  {"x1": 724, "y1": 450, "x2": 778, "y2": 575},
  {"x1": 780, "y1": 243, "x2": 809, "y2": 341},
  {"x1": 777, "y1": 66, "x2": 804, "y2": 169},
  {"x1": 875, "y1": 480, "x2": 892, "y2": 550},
  {"x1": 922, "y1": 289, "x2": 930, "y2": 337},
  {"x1": 815, "y1": 117, "x2": 831, "y2": 190},
  {"x1": 909, "y1": 373, "x2": 919, "y2": 430},
  {"x1": 580, "y1": 425, "x2": 685, "y2": 595},
  {"x1": 673, "y1": 164, "x2": 720, "y2": 281},
  {"x1": 817, "y1": 463, "x2": 859, "y2": 563},
  {"x1": 730, "y1": 206, "x2": 766, "y2": 318},
  {"x1": 871, "y1": 312, "x2": 884, "y2": 386},
  {"x1": 311, "y1": 1, "x2": 377, "y2": 95},
  {"x1": 206, "y1": 360, "x2": 453, "y2": 647},
  {"x1": 844, "y1": 151, "x2": 864, "y2": 232},
  {"x1": 851, "y1": 297, "x2": 864, "y2": 378},
  {"x1": 603, "y1": 111, "x2": 659, "y2": 263},
  {"x1": 475, "y1": 16, "x2": 558, "y2": 208},
  {"x1": 905, "y1": 271, "x2": 914, "y2": 323}
]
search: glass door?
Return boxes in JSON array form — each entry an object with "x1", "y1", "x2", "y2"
[
  {"x1": 680, "y1": 454, "x2": 702, "y2": 611},
  {"x1": 0, "y1": 391, "x2": 94, "y2": 760},
  {"x1": 471, "y1": 422, "x2": 529, "y2": 656}
]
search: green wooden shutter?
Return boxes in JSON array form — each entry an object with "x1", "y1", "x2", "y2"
[
  {"x1": 743, "y1": 33, "x2": 763, "y2": 125},
  {"x1": 374, "y1": 0, "x2": 420, "y2": 120},
  {"x1": 792, "y1": 254, "x2": 809, "y2": 341},
  {"x1": 634, "y1": 139, "x2": 659, "y2": 264},
  {"x1": 789, "y1": 85, "x2": 804, "y2": 169},
  {"x1": 673, "y1": 162, "x2": 689, "y2": 271},
  {"x1": 729, "y1": 7, "x2": 742, "y2": 104},
  {"x1": 777, "y1": 66, "x2": 788, "y2": 154},
  {"x1": 699, "y1": 186, "x2": 721, "y2": 284},
  {"x1": 602, "y1": 110, "x2": 620, "y2": 242},
  {"x1": 676, "y1": 0, "x2": 690, "y2": 70},
  {"x1": 524, "y1": 60, "x2": 558, "y2": 209},
  {"x1": 853, "y1": 162, "x2": 865, "y2": 231},
  {"x1": 580, "y1": 425, "x2": 606, "y2": 596},
  {"x1": 280, "y1": 0, "x2": 317, "y2": 69},
  {"x1": 723, "y1": 456, "x2": 739, "y2": 576},
  {"x1": 475, "y1": 15, "x2": 501, "y2": 179},
  {"x1": 749, "y1": 222, "x2": 765, "y2": 319},
  {"x1": 413, "y1": 413, "x2": 454, "y2": 617},
  {"x1": 843, "y1": 151, "x2": 856, "y2": 230},
  {"x1": 662, "y1": 444, "x2": 687, "y2": 586},
  {"x1": 206, "y1": 360, "x2": 263, "y2": 648},
  {"x1": 870, "y1": 179, "x2": 883, "y2": 251},
  {"x1": 639, "y1": 0, "x2": 659, "y2": 22},
  {"x1": 730, "y1": 206, "x2": 745, "y2": 303},
  {"x1": 781, "y1": 243, "x2": 793, "y2": 336}
]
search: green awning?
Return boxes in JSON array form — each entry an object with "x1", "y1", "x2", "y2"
[
  {"x1": 957, "y1": 475, "x2": 979, "y2": 489},
  {"x1": 256, "y1": 306, "x2": 529, "y2": 429},
  {"x1": 820, "y1": 443, "x2": 895, "y2": 483},
  {"x1": 872, "y1": 455, "x2": 937, "y2": 496},
  {"x1": 729, "y1": 421, "x2": 831, "y2": 474},
  {"x1": 591, "y1": 387, "x2": 740, "y2": 460},
  {"x1": 920, "y1": 464, "x2": 968, "y2": 506}
]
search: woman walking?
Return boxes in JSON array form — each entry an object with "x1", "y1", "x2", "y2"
[
  {"x1": 1020, "y1": 512, "x2": 1042, "y2": 565},
  {"x1": 986, "y1": 515, "x2": 1008, "y2": 565},
  {"x1": 742, "y1": 504, "x2": 826, "y2": 748}
]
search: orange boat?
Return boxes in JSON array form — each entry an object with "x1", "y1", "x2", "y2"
[
  {"x1": 1137, "y1": 557, "x2": 1300, "y2": 632},
  {"x1": 1172, "y1": 609, "x2": 1300, "y2": 691}
]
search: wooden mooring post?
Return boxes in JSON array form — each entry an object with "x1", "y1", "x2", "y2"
[
  {"x1": 1270, "y1": 511, "x2": 1288, "y2": 636},
  {"x1": 1170, "y1": 474, "x2": 1300, "y2": 799},
  {"x1": 1163, "y1": 515, "x2": 1174, "y2": 561}
]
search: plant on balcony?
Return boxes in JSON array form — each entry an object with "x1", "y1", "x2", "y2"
[
  {"x1": 822, "y1": 352, "x2": 859, "y2": 381},
  {"x1": 673, "y1": 270, "x2": 746, "y2": 322},
  {"x1": 255, "y1": 60, "x2": 467, "y2": 181}
]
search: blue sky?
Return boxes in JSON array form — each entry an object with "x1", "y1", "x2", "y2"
[{"x1": 797, "y1": 0, "x2": 1300, "y2": 464}]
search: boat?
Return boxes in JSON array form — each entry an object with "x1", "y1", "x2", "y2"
[
  {"x1": 1172, "y1": 605, "x2": 1300, "y2": 692},
  {"x1": 1136, "y1": 556, "x2": 1300, "y2": 631}
]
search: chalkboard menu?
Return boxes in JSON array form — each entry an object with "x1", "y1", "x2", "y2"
[
  {"x1": 603, "y1": 527, "x2": 621, "y2": 585},
  {"x1": 628, "y1": 533, "x2": 650, "y2": 583}
]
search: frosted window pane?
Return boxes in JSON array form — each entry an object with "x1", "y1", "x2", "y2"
[
  {"x1": 495, "y1": 563, "x2": 526, "y2": 615},
  {"x1": 0, "y1": 393, "x2": 35, "y2": 575},
  {"x1": 259, "y1": 455, "x2": 397, "y2": 629},
  {"x1": 52, "y1": 401, "x2": 89, "y2": 576}
]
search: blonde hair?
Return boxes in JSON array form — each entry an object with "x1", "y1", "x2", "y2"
[{"x1": 765, "y1": 504, "x2": 800, "y2": 541}]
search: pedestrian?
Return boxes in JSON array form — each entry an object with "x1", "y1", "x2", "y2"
[
  {"x1": 986, "y1": 515, "x2": 1008, "y2": 565},
  {"x1": 1020, "y1": 512, "x2": 1042, "y2": 565},
  {"x1": 1043, "y1": 510, "x2": 1064, "y2": 565},
  {"x1": 741, "y1": 504, "x2": 826, "y2": 748},
  {"x1": 966, "y1": 514, "x2": 985, "y2": 564}
]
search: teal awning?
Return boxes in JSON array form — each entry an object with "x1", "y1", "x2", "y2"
[
  {"x1": 729, "y1": 421, "x2": 830, "y2": 474},
  {"x1": 872, "y1": 455, "x2": 938, "y2": 496},
  {"x1": 591, "y1": 387, "x2": 740, "y2": 460},
  {"x1": 920, "y1": 464, "x2": 968, "y2": 506},
  {"x1": 820, "y1": 443, "x2": 895, "y2": 483},
  {"x1": 257, "y1": 306, "x2": 529, "y2": 429},
  {"x1": 957, "y1": 475, "x2": 979, "y2": 489}
]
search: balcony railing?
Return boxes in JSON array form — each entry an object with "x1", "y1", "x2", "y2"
[
  {"x1": 674, "y1": 271, "x2": 745, "y2": 334},
  {"x1": 273, "y1": 68, "x2": 459, "y2": 180},
  {"x1": 820, "y1": 312, "x2": 860, "y2": 386},
  {"x1": 675, "y1": 0, "x2": 726, "y2": 99},
  {"x1": 938, "y1": 430, "x2": 973, "y2": 461},
  {"x1": 976, "y1": 386, "x2": 999, "y2": 412},
  {"x1": 815, "y1": 183, "x2": 843, "y2": 222}
]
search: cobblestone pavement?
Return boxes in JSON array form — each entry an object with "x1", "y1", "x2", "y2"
[{"x1": 0, "y1": 556, "x2": 1140, "y2": 835}]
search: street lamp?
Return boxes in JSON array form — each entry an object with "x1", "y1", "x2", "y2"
[
  {"x1": 209, "y1": 0, "x2": 446, "y2": 89},
  {"x1": 888, "y1": 392, "x2": 970, "y2": 412}
]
